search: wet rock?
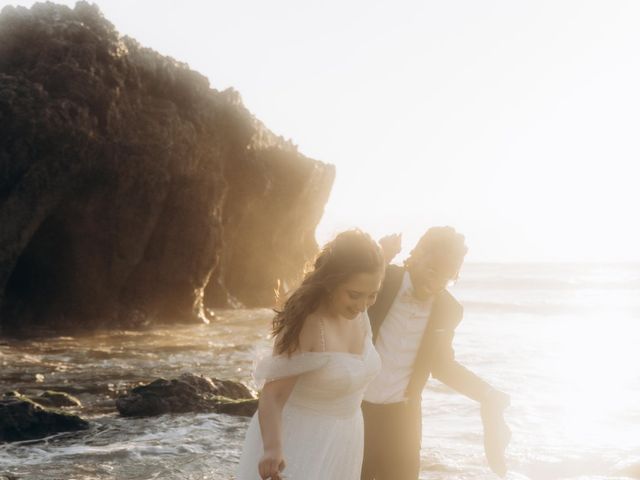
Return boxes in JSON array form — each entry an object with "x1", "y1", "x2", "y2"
[
  {"x1": 4, "y1": 390, "x2": 82, "y2": 409},
  {"x1": 0, "y1": 2, "x2": 334, "y2": 336},
  {"x1": 215, "y1": 398, "x2": 260, "y2": 417},
  {"x1": 181, "y1": 373, "x2": 253, "y2": 399},
  {"x1": 0, "y1": 394, "x2": 89, "y2": 443},
  {"x1": 115, "y1": 373, "x2": 257, "y2": 417},
  {"x1": 30, "y1": 391, "x2": 82, "y2": 408}
]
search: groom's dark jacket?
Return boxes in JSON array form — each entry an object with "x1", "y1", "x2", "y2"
[{"x1": 368, "y1": 264, "x2": 491, "y2": 402}]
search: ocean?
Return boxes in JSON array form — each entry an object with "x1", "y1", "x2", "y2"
[{"x1": 1, "y1": 263, "x2": 639, "y2": 479}]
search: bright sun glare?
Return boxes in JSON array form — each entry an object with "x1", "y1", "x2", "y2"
[{"x1": 546, "y1": 294, "x2": 639, "y2": 447}]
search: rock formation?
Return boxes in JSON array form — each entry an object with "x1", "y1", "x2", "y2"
[
  {"x1": 0, "y1": 2, "x2": 334, "y2": 335},
  {"x1": 115, "y1": 373, "x2": 257, "y2": 417},
  {"x1": 2, "y1": 390, "x2": 83, "y2": 410},
  {"x1": 0, "y1": 392, "x2": 89, "y2": 442}
]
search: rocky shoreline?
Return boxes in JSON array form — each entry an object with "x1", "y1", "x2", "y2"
[{"x1": 2, "y1": 373, "x2": 257, "y2": 444}]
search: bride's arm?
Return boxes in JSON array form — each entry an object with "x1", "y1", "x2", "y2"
[
  {"x1": 257, "y1": 317, "x2": 320, "y2": 479},
  {"x1": 257, "y1": 376, "x2": 297, "y2": 479}
]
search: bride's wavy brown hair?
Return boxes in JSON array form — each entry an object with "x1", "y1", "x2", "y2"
[{"x1": 272, "y1": 229, "x2": 384, "y2": 355}]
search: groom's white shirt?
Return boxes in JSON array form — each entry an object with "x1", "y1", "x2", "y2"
[{"x1": 364, "y1": 271, "x2": 433, "y2": 404}]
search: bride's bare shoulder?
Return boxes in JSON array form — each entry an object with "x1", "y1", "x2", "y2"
[{"x1": 297, "y1": 312, "x2": 324, "y2": 353}]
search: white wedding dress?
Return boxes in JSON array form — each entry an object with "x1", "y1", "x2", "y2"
[{"x1": 236, "y1": 312, "x2": 381, "y2": 479}]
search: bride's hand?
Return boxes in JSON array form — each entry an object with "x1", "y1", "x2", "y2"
[{"x1": 258, "y1": 448, "x2": 286, "y2": 479}]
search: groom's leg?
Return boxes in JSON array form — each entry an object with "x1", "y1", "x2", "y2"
[
  {"x1": 362, "y1": 400, "x2": 422, "y2": 480},
  {"x1": 361, "y1": 401, "x2": 377, "y2": 480},
  {"x1": 382, "y1": 399, "x2": 421, "y2": 480}
]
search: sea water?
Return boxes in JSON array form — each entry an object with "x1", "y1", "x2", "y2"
[{"x1": 1, "y1": 263, "x2": 639, "y2": 479}]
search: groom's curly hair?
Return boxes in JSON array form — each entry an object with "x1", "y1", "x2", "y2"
[
  {"x1": 404, "y1": 226, "x2": 468, "y2": 277},
  {"x1": 272, "y1": 229, "x2": 384, "y2": 356}
]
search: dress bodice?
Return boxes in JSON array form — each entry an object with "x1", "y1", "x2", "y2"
[{"x1": 254, "y1": 313, "x2": 381, "y2": 417}]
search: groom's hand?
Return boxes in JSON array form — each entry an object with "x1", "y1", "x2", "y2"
[{"x1": 379, "y1": 233, "x2": 402, "y2": 263}]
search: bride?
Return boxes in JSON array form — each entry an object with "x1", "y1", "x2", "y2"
[{"x1": 236, "y1": 230, "x2": 384, "y2": 480}]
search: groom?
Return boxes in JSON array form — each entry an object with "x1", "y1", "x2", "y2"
[{"x1": 361, "y1": 226, "x2": 510, "y2": 480}]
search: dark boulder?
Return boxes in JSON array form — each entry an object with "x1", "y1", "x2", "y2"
[
  {"x1": 179, "y1": 372, "x2": 254, "y2": 399},
  {"x1": 215, "y1": 398, "x2": 261, "y2": 417},
  {"x1": 4, "y1": 389, "x2": 82, "y2": 409},
  {"x1": 115, "y1": 373, "x2": 257, "y2": 417},
  {"x1": 30, "y1": 390, "x2": 83, "y2": 409},
  {"x1": 0, "y1": 2, "x2": 334, "y2": 336},
  {"x1": 0, "y1": 393, "x2": 89, "y2": 443}
]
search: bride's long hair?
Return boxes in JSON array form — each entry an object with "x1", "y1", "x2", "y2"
[{"x1": 272, "y1": 229, "x2": 384, "y2": 355}]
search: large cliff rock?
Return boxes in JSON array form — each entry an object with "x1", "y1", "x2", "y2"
[{"x1": 0, "y1": 2, "x2": 334, "y2": 335}]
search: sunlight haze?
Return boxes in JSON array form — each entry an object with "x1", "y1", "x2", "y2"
[{"x1": 4, "y1": 0, "x2": 640, "y2": 261}]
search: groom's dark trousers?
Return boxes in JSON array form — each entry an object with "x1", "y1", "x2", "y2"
[
  {"x1": 361, "y1": 265, "x2": 491, "y2": 480},
  {"x1": 361, "y1": 399, "x2": 422, "y2": 480}
]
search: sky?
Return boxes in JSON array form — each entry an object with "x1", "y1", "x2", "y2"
[{"x1": 3, "y1": 0, "x2": 640, "y2": 262}]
